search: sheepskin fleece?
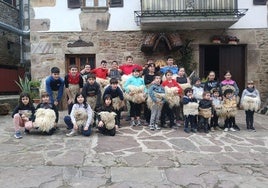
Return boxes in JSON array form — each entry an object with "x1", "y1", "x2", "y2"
[
  {"x1": 74, "y1": 109, "x2": 88, "y2": 127},
  {"x1": 241, "y1": 96, "x2": 261, "y2": 111},
  {"x1": 87, "y1": 96, "x2": 97, "y2": 111},
  {"x1": 214, "y1": 104, "x2": 223, "y2": 117},
  {"x1": 180, "y1": 83, "x2": 192, "y2": 90},
  {"x1": 120, "y1": 75, "x2": 131, "y2": 88},
  {"x1": 112, "y1": 97, "x2": 124, "y2": 111},
  {"x1": 221, "y1": 85, "x2": 236, "y2": 94},
  {"x1": 164, "y1": 86, "x2": 180, "y2": 108},
  {"x1": 69, "y1": 84, "x2": 80, "y2": 99},
  {"x1": 147, "y1": 93, "x2": 165, "y2": 110},
  {"x1": 222, "y1": 99, "x2": 237, "y2": 118},
  {"x1": 96, "y1": 78, "x2": 110, "y2": 88},
  {"x1": 183, "y1": 102, "x2": 199, "y2": 116},
  {"x1": 199, "y1": 107, "x2": 212, "y2": 118},
  {"x1": 34, "y1": 108, "x2": 56, "y2": 132},
  {"x1": 124, "y1": 85, "x2": 146, "y2": 104},
  {"x1": 98, "y1": 111, "x2": 117, "y2": 130}
]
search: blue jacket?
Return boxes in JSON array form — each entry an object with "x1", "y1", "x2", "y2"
[
  {"x1": 123, "y1": 76, "x2": 147, "y2": 93},
  {"x1": 45, "y1": 76, "x2": 64, "y2": 104},
  {"x1": 148, "y1": 83, "x2": 165, "y2": 103}
]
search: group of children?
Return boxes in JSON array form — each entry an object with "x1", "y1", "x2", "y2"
[{"x1": 12, "y1": 56, "x2": 261, "y2": 139}]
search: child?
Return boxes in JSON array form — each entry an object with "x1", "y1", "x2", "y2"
[
  {"x1": 220, "y1": 71, "x2": 240, "y2": 130},
  {"x1": 34, "y1": 92, "x2": 59, "y2": 135},
  {"x1": 161, "y1": 70, "x2": 183, "y2": 128},
  {"x1": 147, "y1": 73, "x2": 165, "y2": 130},
  {"x1": 204, "y1": 71, "x2": 220, "y2": 93},
  {"x1": 182, "y1": 88, "x2": 199, "y2": 133},
  {"x1": 241, "y1": 80, "x2": 261, "y2": 131},
  {"x1": 64, "y1": 93, "x2": 93, "y2": 136},
  {"x1": 102, "y1": 78, "x2": 124, "y2": 127},
  {"x1": 143, "y1": 62, "x2": 156, "y2": 125},
  {"x1": 198, "y1": 91, "x2": 213, "y2": 133},
  {"x1": 91, "y1": 60, "x2": 109, "y2": 79},
  {"x1": 222, "y1": 89, "x2": 237, "y2": 132},
  {"x1": 210, "y1": 89, "x2": 222, "y2": 131},
  {"x1": 45, "y1": 67, "x2": 64, "y2": 107},
  {"x1": 123, "y1": 68, "x2": 146, "y2": 126},
  {"x1": 64, "y1": 65, "x2": 84, "y2": 114},
  {"x1": 96, "y1": 94, "x2": 118, "y2": 136},
  {"x1": 80, "y1": 64, "x2": 91, "y2": 83},
  {"x1": 108, "y1": 60, "x2": 122, "y2": 81},
  {"x1": 119, "y1": 55, "x2": 143, "y2": 75},
  {"x1": 12, "y1": 92, "x2": 35, "y2": 139},
  {"x1": 192, "y1": 77, "x2": 204, "y2": 103},
  {"x1": 82, "y1": 74, "x2": 102, "y2": 111}
]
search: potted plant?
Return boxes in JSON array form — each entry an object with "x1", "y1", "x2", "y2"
[
  {"x1": 228, "y1": 36, "x2": 239, "y2": 45},
  {"x1": 15, "y1": 76, "x2": 41, "y2": 103}
]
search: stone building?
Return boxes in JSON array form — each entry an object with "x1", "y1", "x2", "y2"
[
  {"x1": 30, "y1": 0, "x2": 268, "y2": 103},
  {"x1": 0, "y1": 0, "x2": 30, "y2": 94}
]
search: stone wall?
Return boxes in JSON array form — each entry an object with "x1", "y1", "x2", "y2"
[{"x1": 30, "y1": 29, "x2": 268, "y2": 103}]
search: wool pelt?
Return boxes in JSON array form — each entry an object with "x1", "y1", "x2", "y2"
[
  {"x1": 222, "y1": 98, "x2": 237, "y2": 118},
  {"x1": 112, "y1": 97, "x2": 124, "y2": 110},
  {"x1": 120, "y1": 74, "x2": 131, "y2": 89},
  {"x1": 98, "y1": 111, "x2": 117, "y2": 130},
  {"x1": 147, "y1": 92, "x2": 165, "y2": 110},
  {"x1": 73, "y1": 109, "x2": 88, "y2": 127},
  {"x1": 87, "y1": 96, "x2": 97, "y2": 111},
  {"x1": 68, "y1": 84, "x2": 80, "y2": 99},
  {"x1": 180, "y1": 83, "x2": 192, "y2": 91},
  {"x1": 199, "y1": 107, "x2": 212, "y2": 118},
  {"x1": 164, "y1": 86, "x2": 180, "y2": 108},
  {"x1": 241, "y1": 96, "x2": 261, "y2": 111},
  {"x1": 124, "y1": 85, "x2": 146, "y2": 104},
  {"x1": 34, "y1": 108, "x2": 56, "y2": 132},
  {"x1": 183, "y1": 102, "x2": 199, "y2": 116},
  {"x1": 214, "y1": 104, "x2": 223, "y2": 117},
  {"x1": 221, "y1": 85, "x2": 236, "y2": 94}
]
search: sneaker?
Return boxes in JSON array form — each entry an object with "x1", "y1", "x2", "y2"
[
  {"x1": 149, "y1": 125, "x2": 155, "y2": 130},
  {"x1": 224, "y1": 128, "x2": 229, "y2": 132},
  {"x1": 14, "y1": 131, "x2": 22, "y2": 139},
  {"x1": 136, "y1": 120, "x2": 141, "y2": 126},
  {"x1": 233, "y1": 124, "x2": 240, "y2": 131},
  {"x1": 184, "y1": 128, "x2": 190, "y2": 133},
  {"x1": 230, "y1": 128, "x2": 236, "y2": 132},
  {"x1": 251, "y1": 127, "x2": 256, "y2": 132},
  {"x1": 160, "y1": 123, "x2": 168, "y2": 128},
  {"x1": 191, "y1": 129, "x2": 197, "y2": 133},
  {"x1": 130, "y1": 120, "x2": 136, "y2": 127},
  {"x1": 171, "y1": 124, "x2": 179, "y2": 129},
  {"x1": 155, "y1": 124, "x2": 161, "y2": 130},
  {"x1": 210, "y1": 127, "x2": 215, "y2": 132},
  {"x1": 66, "y1": 129, "x2": 77, "y2": 137},
  {"x1": 215, "y1": 126, "x2": 222, "y2": 131}
]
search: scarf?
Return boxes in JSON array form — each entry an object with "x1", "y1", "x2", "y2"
[{"x1": 68, "y1": 73, "x2": 80, "y2": 84}]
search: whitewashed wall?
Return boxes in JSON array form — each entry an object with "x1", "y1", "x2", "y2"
[{"x1": 32, "y1": 0, "x2": 267, "y2": 32}]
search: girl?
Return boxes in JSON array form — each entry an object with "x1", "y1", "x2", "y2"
[
  {"x1": 198, "y1": 91, "x2": 213, "y2": 133},
  {"x1": 64, "y1": 93, "x2": 93, "y2": 137},
  {"x1": 176, "y1": 67, "x2": 191, "y2": 89},
  {"x1": 204, "y1": 71, "x2": 220, "y2": 93},
  {"x1": 108, "y1": 60, "x2": 122, "y2": 81},
  {"x1": 12, "y1": 92, "x2": 35, "y2": 139},
  {"x1": 123, "y1": 68, "x2": 146, "y2": 126},
  {"x1": 220, "y1": 71, "x2": 240, "y2": 131},
  {"x1": 241, "y1": 80, "x2": 261, "y2": 131},
  {"x1": 96, "y1": 94, "x2": 118, "y2": 136}
]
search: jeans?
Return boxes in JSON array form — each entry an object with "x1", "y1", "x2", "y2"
[{"x1": 64, "y1": 116, "x2": 91, "y2": 136}]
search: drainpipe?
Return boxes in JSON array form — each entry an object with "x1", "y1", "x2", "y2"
[{"x1": 0, "y1": 21, "x2": 30, "y2": 36}]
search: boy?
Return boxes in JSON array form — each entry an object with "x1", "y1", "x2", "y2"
[
  {"x1": 148, "y1": 73, "x2": 165, "y2": 130},
  {"x1": 161, "y1": 70, "x2": 183, "y2": 128},
  {"x1": 192, "y1": 77, "x2": 204, "y2": 103},
  {"x1": 91, "y1": 60, "x2": 109, "y2": 79},
  {"x1": 160, "y1": 56, "x2": 178, "y2": 75},
  {"x1": 182, "y1": 87, "x2": 198, "y2": 133},
  {"x1": 45, "y1": 67, "x2": 64, "y2": 107},
  {"x1": 64, "y1": 65, "x2": 84, "y2": 114},
  {"x1": 82, "y1": 74, "x2": 102, "y2": 111},
  {"x1": 210, "y1": 89, "x2": 222, "y2": 131},
  {"x1": 108, "y1": 61, "x2": 122, "y2": 81},
  {"x1": 119, "y1": 56, "x2": 143, "y2": 75},
  {"x1": 102, "y1": 78, "x2": 124, "y2": 127},
  {"x1": 198, "y1": 91, "x2": 213, "y2": 133}
]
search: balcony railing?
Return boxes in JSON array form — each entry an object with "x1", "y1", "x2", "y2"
[{"x1": 135, "y1": 0, "x2": 248, "y2": 28}]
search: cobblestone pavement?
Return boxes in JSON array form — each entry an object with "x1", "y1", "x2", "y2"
[{"x1": 0, "y1": 110, "x2": 267, "y2": 188}]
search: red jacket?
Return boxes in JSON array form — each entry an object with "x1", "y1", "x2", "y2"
[
  {"x1": 162, "y1": 79, "x2": 183, "y2": 95},
  {"x1": 91, "y1": 68, "x2": 108, "y2": 79},
  {"x1": 119, "y1": 64, "x2": 143, "y2": 75}
]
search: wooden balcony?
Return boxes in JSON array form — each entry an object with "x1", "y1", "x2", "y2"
[{"x1": 135, "y1": 0, "x2": 247, "y2": 30}]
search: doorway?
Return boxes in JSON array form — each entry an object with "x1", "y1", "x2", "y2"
[{"x1": 199, "y1": 44, "x2": 246, "y2": 96}]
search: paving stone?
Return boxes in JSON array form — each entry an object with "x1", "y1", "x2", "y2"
[{"x1": 169, "y1": 138, "x2": 199, "y2": 152}]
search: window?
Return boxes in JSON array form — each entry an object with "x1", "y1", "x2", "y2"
[
  {"x1": 66, "y1": 55, "x2": 96, "y2": 73},
  {"x1": 253, "y1": 0, "x2": 267, "y2": 5},
  {"x1": 67, "y1": 0, "x2": 80, "y2": 8},
  {"x1": 110, "y1": 0, "x2": 123, "y2": 7},
  {"x1": 3, "y1": 0, "x2": 16, "y2": 6},
  {"x1": 84, "y1": 0, "x2": 108, "y2": 7}
]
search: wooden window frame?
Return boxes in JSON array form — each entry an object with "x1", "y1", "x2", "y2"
[
  {"x1": 65, "y1": 54, "x2": 96, "y2": 73},
  {"x1": 109, "y1": 0, "x2": 123, "y2": 7}
]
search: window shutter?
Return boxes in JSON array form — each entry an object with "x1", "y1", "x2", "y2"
[
  {"x1": 68, "y1": 0, "x2": 81, "y2": 8},
  {"x1": 110, "y1": 0, "x2": 123, "y2": 7},
  {"x1": 253, "y1": 0, "x2": 267, "y2": 5}
]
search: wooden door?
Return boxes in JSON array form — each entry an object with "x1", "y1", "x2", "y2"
[{"x1": 199, "y1": 45, "x2": 246, "y2": 96}]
